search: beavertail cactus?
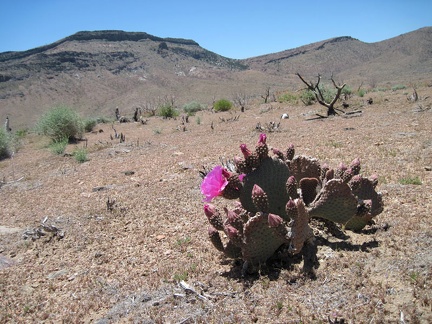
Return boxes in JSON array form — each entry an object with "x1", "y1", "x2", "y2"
[{"x1": 200, "y1": 134, "x2": 384, "y2": 270}]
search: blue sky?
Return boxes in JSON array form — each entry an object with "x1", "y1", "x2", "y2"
[{"x1": 1, "y1": 0, "x2": 431, "y2": 59}]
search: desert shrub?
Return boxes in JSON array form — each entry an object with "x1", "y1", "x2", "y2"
[
  {"x1": 73, "y1": 147, "x2": 88, "y2": 163},
  {"x1": 96, "y1": 116, "x2": 114, "y2": 124},
  {"x1": 0, "y1": 128, "x2": 11, "y2": 159},
  {"x1": 278, "y1": 92, "x2": 298, "y2": 104},
  {"x1": 357, "y1": 89, "x2": 366, "y2": 97},
  {"x1": 341, "y1": 85, "x2": 352, "y2": 97},
  {"x1": 183, "y1": 101, "x2": 204, "y2": 115},
  {"x1": 83, "y1": 118, "x2": 97, "y2": 132},
  {"x1": 319, "y1": 85, "x2": 336, "y2": 103},
  {"x1": 36, "y1": 105, "x2": 84, "y2": 142},
  {"x1": 15, "y1": 129, "x2": 28, "y2": 138},
  {"x1": 391, "y1": 84, "x2": 406, "y2": 91},
  {"x1": 49, "y1": 137, "x2": 69, "y2": 155},
  {"x1": 213, "y1": 99, "x2": 232, "y2": 112},
  {"x1": 399, "y1": 176, "x2": 422, "y2": 185},
  {"x1": 300, "y1": 89, "x2": 316, "y2": 106},
  {"x1": 158, "y1": 104, "x2": 179, "y2": 119}
]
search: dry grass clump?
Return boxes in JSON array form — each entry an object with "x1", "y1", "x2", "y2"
[{"x1": 0, "y1": 87, "x2": 431, "y2": 322}]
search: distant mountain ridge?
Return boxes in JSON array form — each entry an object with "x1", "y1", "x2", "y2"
[
  {"x1": 0, "y1": 27, "x2": 431, "y2": 128},
  {"x1": 0, "y1": 30, "x2": 199, "y2": 62}
]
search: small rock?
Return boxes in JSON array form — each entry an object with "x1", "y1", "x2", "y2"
[{"x1": 425, "y1": 166, "x2": 432, "y2": 171}]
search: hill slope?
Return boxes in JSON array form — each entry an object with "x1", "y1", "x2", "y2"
[{"x1": 0, "y1": 27, "x2": 431, "y2": 128}]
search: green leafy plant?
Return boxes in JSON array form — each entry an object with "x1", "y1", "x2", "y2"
[
  {"x1": 183, "y1": 101, "x2": 204, "y2": 115},
  {"x1": 73, "y1": 147, "x2": 88, "y2": 163},
  {"x1": 213, "y1": 99, "x2": 233, "y2": 112},
  {"x1": 83, "y1": 118, "x2": 97, "y2": 133},
  {"x1": 278, "y1": 92, "x2": 298, "y2": 104},
  {"x1": 399, "y1": 176, "x2": 422, "y2": 185},
  {"x1": 357, "y1": 89, "x2": 366, "y2": 97},
  {"x1": 49, "y1": 137, "x2": 69, "y2": 155},
  {"x1": 391, "y1": 84, "x2": 406, "y2": 91},
  {"x1": 341, "y1": 85, "x2": 352, "y2": 97},
  {"x1": 36, "y1": 105, "x2": 84, "y2": 142},
  {"x1": 300, "y1": 89, "x2": 315, "y2": 106},
  {"x1": 158, "y1": 104, "x2": 179, "y2": 119},
  {"x1": 0, "y1": 128, "x2": 11, "y2": 159}
]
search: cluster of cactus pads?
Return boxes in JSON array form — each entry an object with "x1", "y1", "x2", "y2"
[{"x1": 201, "y1": 133, "x2": 383, "y2": 270}]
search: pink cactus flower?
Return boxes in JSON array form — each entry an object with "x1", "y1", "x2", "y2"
[
  {"x1": 238, "y1": 173, "x2": 246, "y2": 181},
  {"x1": 201, "y1": 166, "x2": 228, "y2": 202}
]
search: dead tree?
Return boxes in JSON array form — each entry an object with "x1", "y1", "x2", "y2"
[
  {"x1": 296, "y1": 73, "x2": 346, "y2": 116},
  {"x1": 233, "y1": 92, "x2": 249, "y2": 112},
  {"x1": 261, "y1": 87, "x2": 271, "y2": 103}
]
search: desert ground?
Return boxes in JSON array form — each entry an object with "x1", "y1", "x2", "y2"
[{"x1": 0, "y1": 87, "x2": 431, "y2": 323}]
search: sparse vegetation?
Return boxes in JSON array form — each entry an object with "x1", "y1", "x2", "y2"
[
  {"x1": 278, "y1": 91, "x2": 298, "y2": 104},
  {"x1": 183, "y1": 101, "x2": 204, "y2": 115},
  {"x1": 73, "y1": 147, "x2": 88, "y2": 163},
  {"x1": 36, "y1": 105, "x2": 84, "y2": 142},
  {"x1": 1, "y1": 29, "x2": 431, "y2": 323},
  {"x1": 158, "y1": 104, "x2": 179, "y2": 119},
  {"x1": 300, "y1": 89, "x2": 316, "y2": 106},
  {"x1": 391, "y1": 84, "x2": 406, "y2": 91},
  {"x1": 399, "y1": 176, "x2": 422, "y2": 185},
  {"x1": 48, "y1": 137, "x2": 68, "y2": 155},
  {"x1": 213, "y1": 99, "x2": 232, "y2": 112},
  {"x1": 83, "y1": 118, "x2": 98, "y2": 132},
  {"x1": 0, "y1": 128, "x2": 11, "y2": 159}
]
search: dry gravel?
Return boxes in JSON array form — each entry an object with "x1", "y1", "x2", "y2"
[{"x1": 1, "y1": 88, "x2": 431, "y2": 323}]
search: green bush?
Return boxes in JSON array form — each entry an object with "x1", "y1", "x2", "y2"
[
  {"x1": 278, "y1": 92, "x2": 298, "y2": 104},
  {"x1": 49, "y1": 137, "x2": 69, "y2": 155},
  {"x1": 0, "y1": 128, "x2": 11, "y2": 159},
  {"x1": 83, "y1": 118, "x2": 97, "y2": 132},
  {"x1": 300, "y1": 90, "x2": 316, "y2": 106},
  {"x1": 319, "y1": 85, "x2": 336, "y2": 103},
  {"x1": 183, "y1": 101, "x2": 204, "y2": 115},
  {"x1": 158, "y1": 105, "x2": 179, "y2": 119},
  {"x1": 73, "y1": 147, "x2": 88, "y2": 163},
  {"x1": 213, "y1": 99, "x2": 232, "y2": 112},
  {"x1": 341, "y1": 85, "x2": 352, "y2": 97},
  {"x1": 357, "y1": 89, "x2": 366, "y2": 97},
  {"x1": 36, "y1": 105, "x2": 84, "y2": 142},
  {"x1": 391, "y1": 84, "x2": 406, "y2": 91}
]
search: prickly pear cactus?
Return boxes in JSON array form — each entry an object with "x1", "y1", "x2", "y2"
[{"x1": 200, "y1": 133, "x2": 384, "y2": 269}]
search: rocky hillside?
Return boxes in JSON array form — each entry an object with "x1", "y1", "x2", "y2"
[
  {"x1": 245, "y1": 27, "x2": 432, "y2": 84},
  {"x1": 0, "y1": 27, "x2": 431, "y2": 128}
]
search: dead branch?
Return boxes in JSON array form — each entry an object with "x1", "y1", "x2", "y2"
[{"x1": 296, "y1": 73, "x2": 346, "y2": 116}]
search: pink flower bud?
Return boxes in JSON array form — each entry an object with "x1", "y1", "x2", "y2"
[
  {"x1": 204, "y1": 204, "x2": 216, "y2": 219},
  {"x1": 258, "y1": 133, "x2": 267, "y2": 145},
  {"x1": 225, "y1": 225, "x2": 239, "y2": 239},
  {"x1": 240, "y1": 144, "x2": 252, "y2": 158},
  {"x1": 252, "y1": 184, "x2": 265, "y2": 198},
  {"x1": 268, "y1": 213, "x2": 283, "y2": 227},
  {"x1": 208, "y1": 226, "x2": 218, "y2": 236},
  {"x1": 221, "y1": 168, "x2": 231, "y2": 179}
]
